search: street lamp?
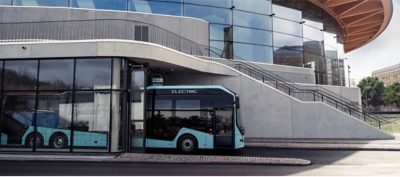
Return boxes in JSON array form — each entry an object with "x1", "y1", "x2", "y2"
[{"x1": 348, "y1": 65, "x2": 351, "y2": 87}]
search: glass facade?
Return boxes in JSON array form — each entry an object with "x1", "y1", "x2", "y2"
[
  {"x1": 0, "y1": 58, "x2": 129, "y2": 152},
  {"x1": 0, "y1": 0, "x2": 346, "y2": 85}
]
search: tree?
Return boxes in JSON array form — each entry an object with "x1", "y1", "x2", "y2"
[
  {"x1": 383, "y1": 82, "x2": 400, "y2": 106},
  {"x1": 357, "y1": 77, "x2": 385, "y2": 107}
]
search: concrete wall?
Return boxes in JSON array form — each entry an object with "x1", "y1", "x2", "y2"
[
  {"x1": 0, "y1": 6, "x2": 209, "y2": 47},
  {"x1": 0, "y1": 40, "x2": 392, "y2": 140}
]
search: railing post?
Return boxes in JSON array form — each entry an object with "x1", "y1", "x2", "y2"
[
  {"x1": 363, "y1": 113, "x2": 366, "y2": 122},
  {"x1": 321, "y1": 94, "x2": 323, "y2": 102},
  {"x1": 379, "y1": 121, "x2": 381, "y2": 129},
  {"x1": 313, "y1": 92, "x2": 316, "y2": 101},
  {"x1": 288, "y1": 88, "x2": 291, "y2": 96},
  {"x1": 275, "y1": 82, "x2": 278, "y2": 89}
]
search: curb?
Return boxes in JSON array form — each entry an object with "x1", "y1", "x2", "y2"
[
  {"x1": 0, "y1": 153, "x2": 311, "y2": 166},
  {"x1": 246, "y1": 142, "x2": 400, "y2": 151}
]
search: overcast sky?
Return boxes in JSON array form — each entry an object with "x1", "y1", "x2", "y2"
[{"x1": 345, "y1": 0, "x2": 400, "y2": 84}]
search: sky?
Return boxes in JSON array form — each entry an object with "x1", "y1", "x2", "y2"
[{"x1": 345, "y1": 0, "x2": 400, "y2": 85}]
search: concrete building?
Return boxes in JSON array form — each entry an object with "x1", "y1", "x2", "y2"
[
  {"x1": 372, "y1": 63, "x2": 400, "y2": 86},
  {"x1": 0, "y1": 0, "x2": 394, "y2": 153}
]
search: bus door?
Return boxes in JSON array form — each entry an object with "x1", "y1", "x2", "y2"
[
  {"x1": 213, "y1": 107, "x2": 234, "y2": 148},
  {"x1": 128, "y1": 66, "x2": 146, "y2": 152}
]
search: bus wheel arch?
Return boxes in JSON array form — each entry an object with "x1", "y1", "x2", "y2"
[
  {"x1": 49, "y1": 132, "x2": 68, "y2": 149},
  {"x1": 25, "y1": 132, "x2": 44, "y2": 148},
  {"x1": 177, "y1": 134, "x2": 198, "y2": 154}
]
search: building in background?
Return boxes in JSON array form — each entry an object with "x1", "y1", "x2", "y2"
[
  {"x1": 372, "y1": 63, "x2": 400, "y2": 86},
  {"x1": 0, "y1": 0, "x2": 394, "y2": 153}
]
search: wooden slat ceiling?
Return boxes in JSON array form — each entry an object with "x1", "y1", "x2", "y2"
[{"x1": 308, "y1": 0, "x2": 393, "y2": 53}]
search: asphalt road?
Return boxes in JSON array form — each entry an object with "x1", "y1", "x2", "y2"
[{"x1": 1, "y1": 148, "x2": 400, "y2": 176}]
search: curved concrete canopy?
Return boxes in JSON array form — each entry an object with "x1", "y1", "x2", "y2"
[{"x1": 309, "y1": 0, "x2": 393, "y2": 52}]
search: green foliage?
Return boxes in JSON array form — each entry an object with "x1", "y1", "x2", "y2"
[
  {"x1": 357, "y1": 77, "x2": 385, "y2": 106},
  {"x1": 383, "y1": 82, "x2": 400, "y2": 106}
]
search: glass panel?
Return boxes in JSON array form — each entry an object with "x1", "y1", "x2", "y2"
[
  {"x1": 184, "y1": 4, "x2": 231, "y2": 24},
  {"x1": 209, "y1": 40, "x2": 230, "y2": 59},
  {"x1": 1, "y1": 92, "x2": 36, "y2": 151},
  {"x1": 36, "y1": 91, "x2": 72, "y2": 152},
  {"x1": 273, "y1": 47, "x2": 304, "y2": 67},
  {"x1": 234, "y1": 43, "x2": 273, "y2": 63},
  {"x1": 184, "y1": 0, "x2": 231, "y2": 8},
  {"x1": 272, "y1": 4, "x2": 302, "y2": 21},
  {"x1": 214, "y1": 107, "x2": 233, "y2": 147},
  {"x1": 39, "y1": 59, "x2": 74, "y2": 90},
  {"x1": 324, "y1": 32, "x2": 337, "y2": 50},
  {"x1": 234, "y1": 26, "x2": 272, "y2": 45},
  {"x1": 73, "y1": 91, "x2": 110, "y2": 152},
  {"x1": 210, "y1": 24, "x2": 231, "y2": 41},
  {"x1": 72, "y1": 0, "x2": 127, "y2": 11},
  {"x1": 325, "y1": 45, "x2": 338, "y2": 60},
  {"x1": 14, "y1": 0, "x2": 69, "y2": 7},
  {"x1": 0, "y1": 0, "x2": 12, "y2": 5},
  {"x1": 75, "y1": 58, "x2": 111, "y2": 90},
  {"x1": 303, "y1": 40, "x2": 324, "y2": 56},
  {"x1": 273, "y1": 18, "x2": 302, "y2": 36},
  {"x1": 233, "y1": 0, "x2": 271, "y2": 15},
  {"x1": 4, "y1": 60, "x2": 38, "y2": 91},
  {"x1": 273, "y1": 33, "x2": 303, "y2": 50},
  {"x1": 303, "y1": 23, "x2": 323, "y2": 42},
  {"x1": 129, "y1": 0, "x2": 182, "y2": 16},
  {"x1": 233, "y1": 10, "x2": 271, "y2": 30}
]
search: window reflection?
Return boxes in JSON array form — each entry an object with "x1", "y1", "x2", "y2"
[
  {"x1": 273, "y1": 47, "x2": 304, "y2": 67},
  {"x1": 1, "y1": 92, "x2": 36, "y2": 148},
  {"x1": 234, "y1": 26, "x2": 272, "y2": 46},
  {"x1": 233, "y1": 0, "x2": 271, "y2": 15},
  {"x1": 75, "y1": 59, "x2": 111, "y2": 90},
  {"x1": 72, "y1": 0, "x2": 127, "y2": 11},
  {"x1": 273, "y1": 18, "x2": 302, "y2": 36},
  {"x1": 4, "y1": 60, "x2": 38, "y2": 91},
  {"x1": 129, "y1": 0, "x2": 182, "y2": 16},
  {"x1": 39, "y1": 60, "x2": 74, "y2": 90},
  {"x1": 0, "y1": 0, "x2": 12, "y2": 5},
  {"x1": 233, "y1": 10, "x2": 271, "y2": 30},
  {"x1": 14, "y1": 0, "x2": 69, "y2": 7},
  {"x1": 272, "y1": 4, "x2": 302, "y2": 21},
  {"x1": 234, "y1": 43, "x2": 273, "y2": 63},
  {"x1": 184, "y1": 4, "x2": 231, "y2": 24},
  {"x1": 273, "y1": 33, "x2": 303, "y2": 49},
  {"x1": 184, "y1": 0, "x2": 231, "y2": 8},
  {"x1": 73, "y1": 91, "x2": 110, "y2": 150}
]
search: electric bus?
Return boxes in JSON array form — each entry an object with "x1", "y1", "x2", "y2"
[{"x1": 145, "y1": 85, "x2": 245, "y2": 153}]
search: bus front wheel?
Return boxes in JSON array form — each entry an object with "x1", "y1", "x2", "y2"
[
  {"x1": 178, "y1": 135, "x2": 198, "y2": 154},
  {"x1": 50, "y1": 133, "x2": 68, "y2": 149},
  {"x1": 25, "y1": 133, "x2": 44, "y2": 148}
]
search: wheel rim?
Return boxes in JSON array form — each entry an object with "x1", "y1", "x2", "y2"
[
  {"x1": 53, "y1": 136, "x2": 65, "y2": 149},
  {"x1": 181, "y1": 138, "x2": 194, "y2": 152}
]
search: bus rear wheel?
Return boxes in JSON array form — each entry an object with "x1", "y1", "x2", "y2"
[
  {"x1": 178, "y1": 135, "x2": 197, "y2": 154},
  {"x1": 50, "y1": 133, "x2": 68, "y2": 149}
]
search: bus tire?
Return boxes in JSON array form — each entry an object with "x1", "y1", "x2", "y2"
[
  {"x1": 178, "y1": 134, "x2": 198, "y2": 154},
  {"x1": 50, "y1": 133, "x2": 68, "y2": 149},
  {"x1": 25, "y1": 133, "x2": 44, "y2": 148}
]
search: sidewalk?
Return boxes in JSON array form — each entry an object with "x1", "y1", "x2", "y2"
[
  {"x1": 0, "y1": 152, "x2": 311, "y2": 166},
  {"x1": 245, "y1": 134, "x2": 400, "y2": 151}
]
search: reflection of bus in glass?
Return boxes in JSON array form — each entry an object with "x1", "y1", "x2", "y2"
[
  {"x1": 14, "y1": 111, "x2": 108, "y2": 149},
  {"x1": 145, "y1": 85, "x2": 245, "y2": 153}
]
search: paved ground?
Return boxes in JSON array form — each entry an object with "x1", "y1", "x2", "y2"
[
  {"x1": 1, "y1": 148, "x2": 400, "y2": 176},
  {"x1": 0, "y1": 152, "x2": 310, "y2": 166}
]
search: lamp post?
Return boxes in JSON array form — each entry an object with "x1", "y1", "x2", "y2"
[{"x1": 348, "y1": 65, "x2": 351, "y2": 87}]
